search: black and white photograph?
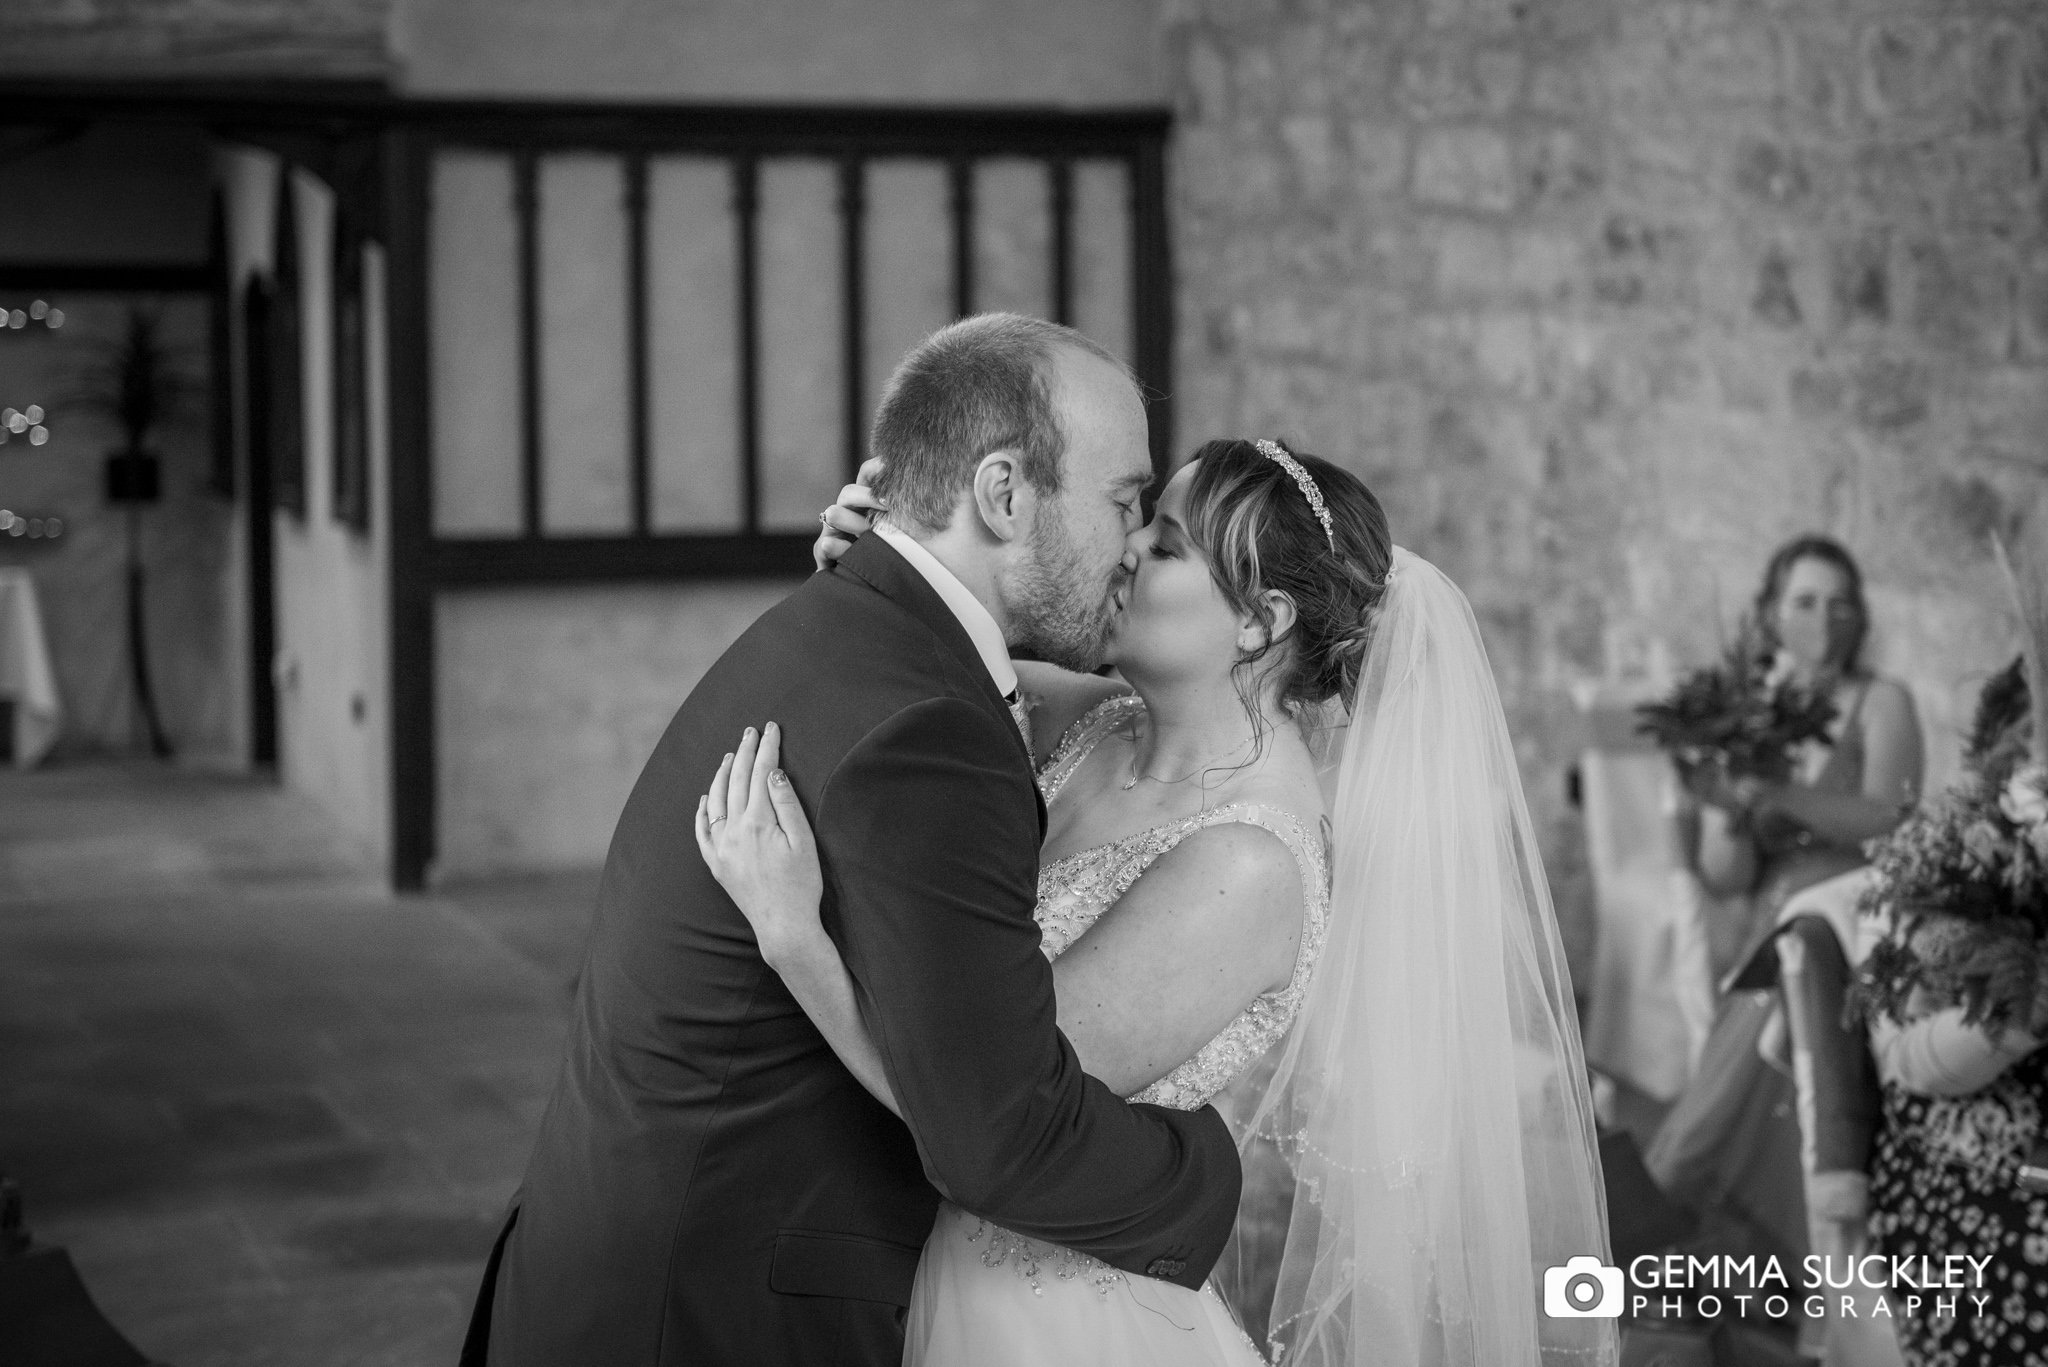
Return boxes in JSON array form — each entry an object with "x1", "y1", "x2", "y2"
[{"x1": 1, "y1": 2, "x2": 2045, "y2": 1365}]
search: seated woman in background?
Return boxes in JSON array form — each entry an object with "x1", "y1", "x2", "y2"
[
  {"x1": 1694, "y1": 535, "x2": 1924, "y2": 964},
  {"x1": 1644, "y1": 536, "x2": 1924, "y2": 1355}
]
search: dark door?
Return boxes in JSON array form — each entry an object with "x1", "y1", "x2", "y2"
[{"x1": 240, "y1": 278, "x2": 278, "y2": 768}]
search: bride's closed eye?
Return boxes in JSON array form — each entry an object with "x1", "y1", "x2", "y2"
[{"x1": 1147, "y1": 519, "x2": 1187, "y2": 560}]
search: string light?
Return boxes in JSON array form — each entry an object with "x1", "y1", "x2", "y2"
[
  {"x1": 0, "y1": 406, "x2": 50, "y2": 444},
  {"x1": 0, "y1": 301, "x2": 64, "y2": 330},
  {"x1": 0, "y1": 510, "x2": 62, "y2": 540}
]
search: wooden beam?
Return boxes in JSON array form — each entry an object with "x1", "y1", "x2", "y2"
[
  {"x1": 384, "y1": 127, "x2": 437, "y2": 892},
  {"x1": 839, "y1": 155, "x2": 867, "y2": 480},
  {"x1": 429, "y1": 534, "x2": 818, "y2": 586},
  {"x1": 0, "y1": 263, "x2": 209, "y2": 291},
  {"x1": 948, "y1": 156, "x2": 974, "y2": 318},
  {"x1": 733, "y1": 156, "x2": 762, "y2": 535},
  {"x1": 1130, "y1": 141, "x2": 1174, "y2": 481},
  {"x1": 1049, "y1": 156, "x2": 1074, "y2": 326},
  {"x1": 513, "y1": 151, "x2": 541, "y2": 538},
  {"x1": 624, "y1": 152, "x2": 651, "y2": 536}
]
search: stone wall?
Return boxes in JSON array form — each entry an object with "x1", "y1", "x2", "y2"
[
  {"x1": 0, "y1": 0, "x2": 390, "y2": 78},
  {"x1": 0, "y1": 0, "x2": 1166, "y2": 103},
  {"x1": 392, "y1": 0, "x2": 1165, "y2": 103},
  {"x1": 1165, "y1": 0, "x2": 2048, "y2": 956}
]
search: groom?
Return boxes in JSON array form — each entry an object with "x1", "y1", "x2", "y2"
[{"x1": 462, "y1": 314, "x2": 1242, "y2": 1366}]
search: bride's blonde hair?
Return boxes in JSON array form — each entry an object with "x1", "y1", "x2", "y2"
[{"x1": 1180, "y1": 438, "x2": 1393, "y2": 716}]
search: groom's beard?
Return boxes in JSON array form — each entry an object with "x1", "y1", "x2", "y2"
[{"x1": 1010, "y1": 505, "x2": 1120, "y2": 675}]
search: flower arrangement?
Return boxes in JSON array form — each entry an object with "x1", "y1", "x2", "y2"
[
  {"x1": 69, "y1": 308, "x2": 194, "y2": 462},
  {"x1": 1853, "y1": 751, "x2": 2048, "y2": 1036},
  {"x1": 1634, "y1": 635, "x2": 1839, "y2": 788},
  {"x1": 1855, "y1": 534, "x2": 2048, "y2": 1039}
]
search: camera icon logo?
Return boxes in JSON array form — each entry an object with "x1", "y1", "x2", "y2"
[{"x1": 1544, "y1": 1256, "x2": 1624, "y2": 1318}]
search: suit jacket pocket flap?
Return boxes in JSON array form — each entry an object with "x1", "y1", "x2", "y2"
[{"x1": 768, "y1": 1229, "x2": 922, "y2": 1306}]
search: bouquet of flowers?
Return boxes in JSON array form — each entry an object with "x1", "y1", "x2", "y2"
[
  {"x1": 1853, "y1": 739, "x2": 2048, "y2": 1036},
  {"x1": 1634, "y1": 635, "x2": 1839, "y2": 789},
  {"x1": 1855, "y1": 534, "x2": 2048, "y2": 1039}
]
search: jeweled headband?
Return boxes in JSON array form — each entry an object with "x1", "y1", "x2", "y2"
[{"x1": 1254, "y1": 438, "x2": 1337, "y2": 552}]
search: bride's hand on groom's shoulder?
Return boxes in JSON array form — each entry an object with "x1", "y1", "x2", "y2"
[
  {"x1": 813, "y1": 457, "x2": 887, "y2": 571},
  {"x1": 694, "y1": 722, "x2": 826, "y2": 967}
]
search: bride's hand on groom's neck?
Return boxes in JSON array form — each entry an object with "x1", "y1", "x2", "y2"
[{"x1": 813, "y1": 458, "x2": 888, "y2": 571}]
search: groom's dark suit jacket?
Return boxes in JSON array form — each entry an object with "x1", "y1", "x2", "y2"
[{"x1": 463, "y1": 534, "x2": 1241, "y2": 1367}]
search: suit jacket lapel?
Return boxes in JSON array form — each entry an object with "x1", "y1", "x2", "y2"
[{"x1": 831, "y1": 537, "x2": 1039, "y2": 792}]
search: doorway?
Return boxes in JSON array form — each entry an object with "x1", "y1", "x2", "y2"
[{"x1": 0, "y1": 120, "x2": 276, "y2": 770}]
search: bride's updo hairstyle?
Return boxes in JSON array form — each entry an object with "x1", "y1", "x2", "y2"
[{"x1": 1181, "y1": 438, "x2": 1393, "y2": 717}]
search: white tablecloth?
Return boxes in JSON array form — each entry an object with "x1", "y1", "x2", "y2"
[
  {"x1": 0, "y1": 567, "x2": 61, "y2": 767},
  {"x1": 1576, "y1": 697, "x2": 1717, "y2": 1103}
]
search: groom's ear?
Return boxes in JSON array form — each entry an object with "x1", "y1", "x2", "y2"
[{"x1": 969, "y1": 450, "x2": 1030, "y2": 544}]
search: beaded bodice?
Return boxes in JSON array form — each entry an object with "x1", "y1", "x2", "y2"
[
  {"x1": 957, "y1": 694, "x2": 1331, "y2": 1300},
  {"x1": 1030, "y1": 694, "x2": 1331, "y2": 1111}
]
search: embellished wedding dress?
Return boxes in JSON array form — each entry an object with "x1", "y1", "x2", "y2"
[{"x1": 905, "y1": 694, "x2": 1330, "y2": 1367}]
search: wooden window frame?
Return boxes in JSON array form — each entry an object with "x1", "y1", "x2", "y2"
[{"x1": 0, "y1": 84, "x2": 1175, "y2": 890}]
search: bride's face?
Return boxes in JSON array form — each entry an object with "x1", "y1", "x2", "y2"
[{"x1": 1103, "y1": 462, "x2": 1247, "y2": 684}]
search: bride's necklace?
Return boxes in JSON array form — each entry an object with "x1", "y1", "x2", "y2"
[{"x1": 1120, "y1": 724, "x2": 1253, "y2": 791}]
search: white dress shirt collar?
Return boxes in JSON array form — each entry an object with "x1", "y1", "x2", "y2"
[{"x1": 870, "y1": 521, "x2": 1018, "y2": 698}]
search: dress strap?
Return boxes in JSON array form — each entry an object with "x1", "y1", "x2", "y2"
[
  {"x1": 1840, "y1": 678, "x2": 1872, "y2": 732},
  {"x1": 1035, "y1": 693, "x2": 1145, "y2": 804}
]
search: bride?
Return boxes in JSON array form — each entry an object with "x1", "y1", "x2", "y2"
[{"x1": 696, "y1": 437, "x2": 1615, "y2": 1366}]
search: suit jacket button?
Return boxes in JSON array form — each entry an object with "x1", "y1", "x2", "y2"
[{"x1": 1145, "y1": 1257, "x2": 1185, "y2": 1278}]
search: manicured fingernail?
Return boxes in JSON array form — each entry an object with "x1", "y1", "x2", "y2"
[
  {"x1": 765, "y1": 721, "x2": 778, "y2": 735},
  {"x1": 771, "y1": 769, "x2": 787, "y2": 786},
  {"x1": 743, "y1": 727, "x2": 755, "y2": 739},
  {"x1": 723, "y1": 753, "x2": 733, "y2": 764}
]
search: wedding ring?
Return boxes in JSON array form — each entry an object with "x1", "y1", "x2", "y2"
[
  {"x1": 708, "y1": 815, "x2": 726, "y2": 825},
  {"x1": 819, "y1": 509, "x2": 833, "y2": 526}
]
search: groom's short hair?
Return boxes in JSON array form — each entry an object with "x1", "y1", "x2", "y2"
[{"x1": 868, "y1": 313, "x2": 1129, "y2": 534}]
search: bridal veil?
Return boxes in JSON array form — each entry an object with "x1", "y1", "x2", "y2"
[{"x1": 1231, "y1": 547, "x2": 1617, "y2": 1366}]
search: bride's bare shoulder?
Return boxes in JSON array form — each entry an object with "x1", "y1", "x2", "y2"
[{"x1": 1013, "y1": 661, "x2": 1132, "y2": 759}]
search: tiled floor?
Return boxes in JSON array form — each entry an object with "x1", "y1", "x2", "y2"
[{"x1": 0, "y1": 761, "x2": 596, "y2": 1367}]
